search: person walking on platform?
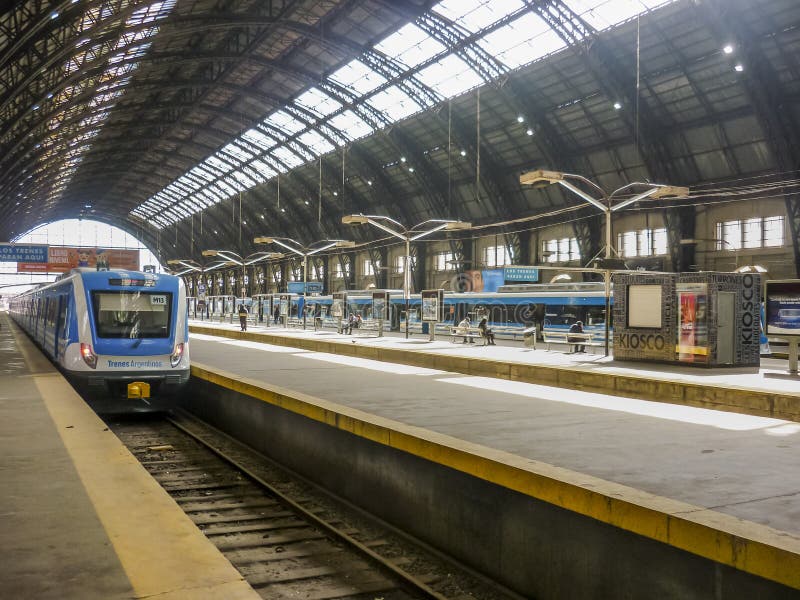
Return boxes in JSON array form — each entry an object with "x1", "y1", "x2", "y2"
[
  {"x1": 458, "y1": 316, "x2": 474, "y2": 343},
  {"x1": 568, "y1": 320, "x2": 585, "y2": 353},
  {"x1": 478, "y1": 317, "x2": 495, "y2": 345},
  {"x1": 238, "y1": 304, "x2": 249, "y2": 332}
]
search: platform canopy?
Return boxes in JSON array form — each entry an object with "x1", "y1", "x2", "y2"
[{"x1": 1, "y1": 0, "x2": 799, "y2": 272}]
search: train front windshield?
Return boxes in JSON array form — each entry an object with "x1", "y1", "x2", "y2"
[{"x1": 92, "y1": 292, "x2": 172, "y2": 338}]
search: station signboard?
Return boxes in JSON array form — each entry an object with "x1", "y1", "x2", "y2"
[
  {"x1": 17, "y1": 246, "x2": 139, "y2": 273},
  {"x1": 0, "y1": 244, "x2": 48, "y2": 263}
]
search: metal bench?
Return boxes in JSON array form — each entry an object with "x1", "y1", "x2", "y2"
[
  {"x1": 450, "y1": 326, "x2": 487, "y2": 345},
  {"x1": 353, "y1": 319, "x2": 381, "y2": 337},
  {"x1": 541, "y1": 329, "x2": 597, "y2": 353}
]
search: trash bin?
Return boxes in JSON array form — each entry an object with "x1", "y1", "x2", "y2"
[
  {"x1": 421, "y1": 322, "x2": 429, "y2": 335},
  {"x1": 523, "y1": 326, "x2": 537, "y2": 349}
]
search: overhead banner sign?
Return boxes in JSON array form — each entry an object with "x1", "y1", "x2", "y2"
[
  {"x1": 503, "y1": 266, "x2": 540, "y2": 282},
  {"x1": 17, "y1": 247, "x2": 140, "y2": 273},
  {"x1": 0, "y1": 244, "x2": 48, "y2": 263}
]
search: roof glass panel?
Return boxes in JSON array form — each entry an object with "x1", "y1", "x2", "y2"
[
  {"x1": 416, "y1": 54, "x2": 485, "y2": 98},
  {"x1": 251, "y1": 159, "x2": 278, "y2": 178},
  {"x1": 271, "y1": 146, "x2": 305, "y2": 169},
  {"x1": 206, "y1": 155, "x2": 234, "y2": 173},
  {"x1": 374, "y1": 23, "x2": 447, "y2": 69},
  {"x1": 477, "y1": 12, "x2": 566, "y2": 69},
  {"x1": 431, "y1": 0, "x2": 524, "y2": 33},
  {"x1": 189, "y1": 165, "x2": 215, "y2": 182},
  {"x1": 327, "y1": 110, "x2": 375, "y2": 140},
  {"x1": 295, "y1": 87, "x2": 342, "y2": 117},
  {"x1": 241, "y1": 128, "x2": 275, "y2": 150},
  {"x1": 366, "y1": 85, "x2": 424, "y2": 122},
  {"x1": 232, "y1": 170, "x2": 256, "y2": 188},
  {"x1": 263, "y1": 110, "x2": 306, "y2": 136},
  {"x1": 220, "y1": 142, "x2": 253, "y2": 162},
  {"x1": 329, "y1": 59, "x2": 387, "y2": 95},
  {"x1": 297, "y1": 131, "x2": 336, "y2": 155},
  {"x1": 564, "y1": 0, "x2": 671, "y2": 31}
]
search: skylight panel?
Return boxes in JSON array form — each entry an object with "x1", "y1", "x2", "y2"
[
  {"x1": 177, "y1": 175, "x2": 200, "y2": 191},
  {"x1": 329, "y1": 60, "x2": 388, "y2": 95},
  {"x1": 416, "y1": 54, "x2": 484, "y2": 98},
  {"x1": 327, "y1": 110, "x2": 375, "y2": 140},
  {"x1": 264, "y1": 110, "x2": 306, "y2": 136},
  {"x1": 220, "y1": 142, "x2": 253, "y2": 162},
  {"x1": 220, "y1": 175, "x2": 245, "y2": 193},
  {"x1": 241, "y1": 166, "x2": 266, "y2": 184},
  {"x1": 189, "y1": 166, "x2": 214, "y2": 182},
  {"x1": 477, "y1": 12, "x2": 566, "y2": 69},
  {"x1": 206, "y1": 155, "x2": 234, "y2": 174},
  {"x1": 251, "y1": 159, "x2": 278, "y2": 179},
  {"x1": 564, "y1": 0, "x2": 669, "y2": 31},
  {"x1": 432, "y1": 0, "x2": 524, "y2": 33},
  {"x1": 366, "y1": 85, "x2": 424, "y2": 122},
  {"x1": 296, "y1": 130, "x2": 335, "y2": 155},
  {"x1": 215, "y1": 179, "x2": 238, "y2": 196},
  {"x1": 231, "y1": 170, "x2": 256, "y2": 188},
  {"x1": 295, "y1": 87, "x2": 342, "y2": 117},
  {"x1": 271, "y1": 146, "x2": 305, "y2": 169},
  {"x1": 374, "y1": 23, "x2": 447, "y2": 69},
  {"x1": 242, "y1": 128, "x2": 275, "y2": 150}
]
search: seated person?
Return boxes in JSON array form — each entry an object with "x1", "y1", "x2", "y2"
[
  {"x1": 478, "y1": 317, "x2": 495, "y2": 345},
  {"x1": 458, "y1": 316, "x2": 474, "y2": 343},
  {"x1": 568, "y1": 320, "x2": 586, "y2": 353}
]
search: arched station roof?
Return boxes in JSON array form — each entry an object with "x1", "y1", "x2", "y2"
[{"x1": 1, "y1": 0, "x2": 799, "y2": 272}]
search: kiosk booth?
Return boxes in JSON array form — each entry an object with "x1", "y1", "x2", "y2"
[{"x1": 612, "y1": 272, "x2": 760, "y2": 367}]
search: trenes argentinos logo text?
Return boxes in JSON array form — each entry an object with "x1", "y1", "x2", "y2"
[{"x1": 106, "y1": 359, "x2": 163, "y2": 368}]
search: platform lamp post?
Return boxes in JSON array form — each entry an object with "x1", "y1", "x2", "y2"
[
  {"x1": 200, "y1": 250, "x2": 284, "y2": 298},
  {"x1": 342, "y1": 215, "x2": 472, "y2": 339},
  {"x1": 253, "y1": 238, "x2": 356, "y2": 330},
  {"x1": 520, "y1": 170, "x2": 689, "y2": 356}
]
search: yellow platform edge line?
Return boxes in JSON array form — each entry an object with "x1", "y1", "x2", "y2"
[
  {"x1": 5, "y1": 320, "x2": 260, "y2": 600},
  {"x1": 190, "y1": 324, "x2": 800, "y2": 423},
  {"x1": 192, "y1": 360, "x2": 800, "y2": 590}
]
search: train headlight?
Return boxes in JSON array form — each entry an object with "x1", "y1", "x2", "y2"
[
  {"x1": 170, "y1": 343, "x2": 184, "y2": 368},
  {"x1": 80, "y1": 343, "x2": 97, "y2": 369}
]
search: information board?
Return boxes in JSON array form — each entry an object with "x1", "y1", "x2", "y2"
[{"x1": 765, "y1": 280, "x2": 800, "y2": 337}]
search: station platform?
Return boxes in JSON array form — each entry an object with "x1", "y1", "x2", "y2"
[
  {"x1": 187, "y1": 320, "x2": 800, "y2": 594},
  {"x1": 0, "y1": 313, "x2": 260, "y2": 600}
]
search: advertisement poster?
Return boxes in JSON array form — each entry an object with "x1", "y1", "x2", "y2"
[
  {"x1": 372, "y1": 292, "x2": 388, "y2": 321},
  {"x1": 676, "y1": 283, "x2": 709, "y2": 363},
  {"x1": 279, "y1": 294, "x2": 290, "y2": 316},
  {"x1": 18, "y1": 247, "x2": 139, "y2": 273},
  {"x1": 331, "y1": 292, "x2": 347, "y2": 318},
  {"x1": 421, "y1": 289, "x2": 444, "y2": 322},
  {"x1": 765, "y1": 280, "x2": 800, "y2": 336}
]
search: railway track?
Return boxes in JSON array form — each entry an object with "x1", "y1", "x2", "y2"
[{"x1": 107, "y1": 411, "x2": 523, "y2": 600}]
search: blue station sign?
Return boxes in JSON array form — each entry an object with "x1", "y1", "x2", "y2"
[
  {"x1": 288, "y1": 281, "x2": 323, "y2": 294},
  {"x1": 0, "y1": 244, "x2": 48, "y2": 263},
  {"x1": 503, "y1": 266, "x2": 539, "y2": 282}
]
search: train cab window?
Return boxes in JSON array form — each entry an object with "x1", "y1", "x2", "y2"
[{"x1": 92, "y1": 292, "x2": 172, "y2": 338}]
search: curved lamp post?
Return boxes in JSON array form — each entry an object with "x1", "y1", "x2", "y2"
[
  {"x1": 341, "y1": 215, "x2": 471, "y2": 339},
  {"x1": 200, "y1": 250, "x2": 284, "y2": 297},
  {"x1": 520, "y1": 169, "x2": 689, "y2": 356},
  {"x1": 253, "y1": 237, "x2": 355, "y2": 329}
]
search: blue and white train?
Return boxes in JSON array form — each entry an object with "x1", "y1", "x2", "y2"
[{"x1": 10, "y1": 268, "x2": 190, "y2": 410}]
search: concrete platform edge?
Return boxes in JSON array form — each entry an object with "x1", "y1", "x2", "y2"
[
  {"x1": 190, "y1": 325, "x2": 800, "y2": 423},
  {"x1": 191, "y1": 360, "x2": 800, "y2": 591}
]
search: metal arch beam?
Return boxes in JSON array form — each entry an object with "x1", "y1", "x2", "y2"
[{"x1": 700, "y1": 0, "x2": 800, "y2": 277}]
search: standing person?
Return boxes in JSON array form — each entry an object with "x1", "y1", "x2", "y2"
[
  {"x1": 568, "y1": 320, "x2": 585, "y2": 353},
  {"x1": 238, "y1": 304, "x2": 249, "y2": 331},
  {"x1": 274, "y1": 304, "x2": 280, "y2": 325},
  {"x1": 478, "y1": 317, "x2": 495, "y2": 345},
  {"x1": 458, "y1": 316, "x2": 473, "y2": 343}
]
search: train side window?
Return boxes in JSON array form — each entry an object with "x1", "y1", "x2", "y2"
[{"x1": 58, "y1": 295, "x2": 69, "y2": 337}]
